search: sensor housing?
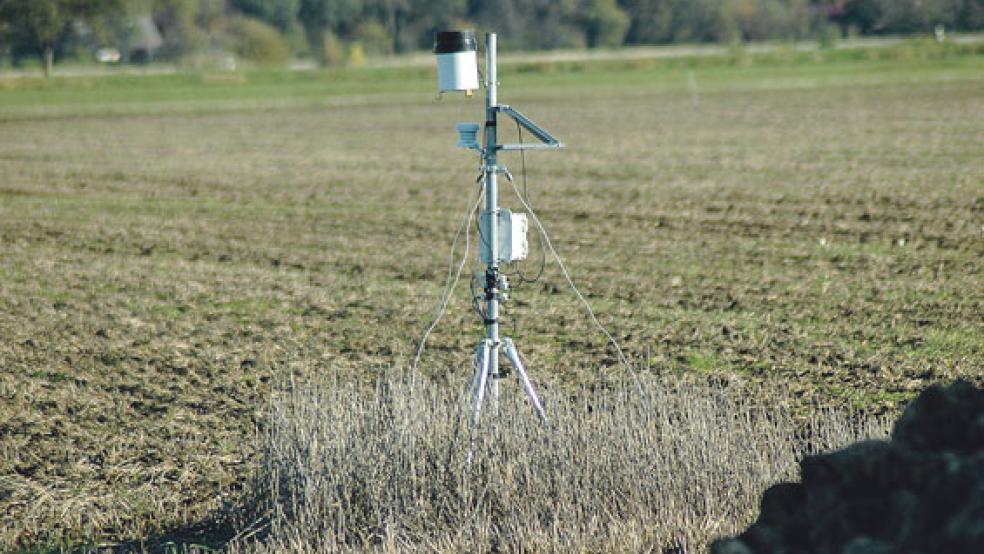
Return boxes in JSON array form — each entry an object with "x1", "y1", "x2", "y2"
[{"x1": 434, "y1": 30, "x2": 479, "y2": 93}]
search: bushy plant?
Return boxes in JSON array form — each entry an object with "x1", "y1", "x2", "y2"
[
  {"x1": 320, "y1": 30, "x2": 346, "y2": 66},
  {"x1": 347, "y1": 42, "x2": 365, "y2": 66},
  {"x1": 225, "y1": 15, "x2": 290, "y2": 66},
  {"x1": 817, "y1": 23, "x2": 840, "y2": 50},
  {"x1": 352, "y1": 21, "x2": 393, "y2": 56},
  {"x1": 584, "y1": 0, "x2": 631, "y2": 48}
]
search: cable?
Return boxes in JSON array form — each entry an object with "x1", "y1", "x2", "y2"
[
  {"x1": 509, "y1": 122, "x2": 547, "y2": 285},
  {"x1": 472, "y1": 172, "x2": 493, "y2": 260},
  {"x1": 507, "y1": 178, "x2": 645, "y2": 394},
  {"x1": 519, "y1": 125, "x2": 530, "y2": 201},
  {"x1": 411, "y1": 185, "x2": 483, "y2": 372},
  {"x1": 470, "y1": 271, "x2": 487, "y2": 321}
]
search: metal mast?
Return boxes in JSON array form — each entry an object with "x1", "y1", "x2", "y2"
[
  {"x1": 481, "y1": 32, "x2": 501, "y2": 410},
  {"x1": 434, "y1": 31, "x2": 562, "y2": 431}
]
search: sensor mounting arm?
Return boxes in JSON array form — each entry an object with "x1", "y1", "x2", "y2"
[{"x1": 495, "y1": 105, "x2": 564, "y2": 151}]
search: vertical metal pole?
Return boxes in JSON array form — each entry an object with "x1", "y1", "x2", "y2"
[{"x1": 483, "y1": 33, "x2": 500, "y2": 408}]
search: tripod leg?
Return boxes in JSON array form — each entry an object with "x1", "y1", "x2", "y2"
[
  {"x1": 502, "y1": 338, "x2": 547, "y2": 423},
  {"x1": 471, "y1": 339, "x2": 491, "y2": 430},
  {"x1": 490, "y1": 342, "x2": 500, "y2": 417},
  {"x1": 470, "y1": 341, "x2": 486, "y2": 397}
]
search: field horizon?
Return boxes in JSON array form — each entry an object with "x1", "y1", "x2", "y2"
[{"x1": 1, "y1": 39, "x2": 981, "y2": 551}]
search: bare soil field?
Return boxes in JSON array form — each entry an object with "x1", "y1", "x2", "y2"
[{"x1": 0, "y1": 46, "x2": 982, "y2": 550}]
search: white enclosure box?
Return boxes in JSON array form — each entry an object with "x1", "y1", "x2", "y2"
[
  {"x1": 480, "y1": 209, "x2": 529, "y2": 264},
  {"x1": 434, "y1": 30, "x2": 479, "y2": 93},
  {"x1": 510, "y1": 212, "x2": 529, "y2": 261}
]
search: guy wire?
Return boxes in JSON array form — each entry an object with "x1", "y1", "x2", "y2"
[
  {"x1": 509, "y1": 122, "x2": 547, "y2": 285},
  {"x1": 474, "y1": 172, "x2": 492, "y2": 258},
  {"x1": 507, "y1": 178, "x2": 645, "y2": 395},
  {"x1": 411, "y1": 182, "x2": 484, "y2": 372}
]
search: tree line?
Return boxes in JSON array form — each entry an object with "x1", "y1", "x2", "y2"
[{"x1": 2, "y1": 0, "x2": 983, "y2": 73}]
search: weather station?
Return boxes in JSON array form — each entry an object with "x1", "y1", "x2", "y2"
[
  {"x1": 416, "y1": 30, "x2": 632, "y2": 439},
  {"x1": 432, "y1": 30, "x2": 565, "y2": 429}
]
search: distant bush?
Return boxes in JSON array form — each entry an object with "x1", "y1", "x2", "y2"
[
  {"x1": 584, "y1": 0, "x2": 631, "y2": 48},
  {"x1": 817, "y1": 23, "x2": 840, "y2": 50},
  {"x1": 230, "y1": 371, "x2": 889, "y2": 553},
  {"x1": 352, "y1": 21, "x2": 393, "y2": 56},
  {"x1": 347, "y1": 42, "x2": 365, "y2": 67},
  {"x1": 225, "y1": 16, "x2": 290, "y2": 66},
  {"x1": 855, "y1": 36, "x2": 984, "y2": 62},
  {"x1": 320, "y1": 31, "x2": 346, "y2": 67}
]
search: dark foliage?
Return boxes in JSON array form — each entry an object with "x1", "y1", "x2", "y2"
[
  {"x1": 712, "y1": 380, "x2": 984, "y2": 554},
  {"x1": 2, "y1": 1, "x2": 983, "y2": 68}
]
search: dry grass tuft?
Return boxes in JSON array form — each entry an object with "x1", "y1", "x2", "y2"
[{"x1": 232, "y1": 372, "x2": 889, "y2": 553}]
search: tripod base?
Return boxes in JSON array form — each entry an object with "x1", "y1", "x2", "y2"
[{"x1": 470, "y1": 337, "x2": 547, "y2": 429}]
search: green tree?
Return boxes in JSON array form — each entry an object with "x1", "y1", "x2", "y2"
[
  {"x1": 875, "y1": 0, "x2": 948, "y2": 33},
  {"x1": 150, "y1": 0, "x2": 204, "y2": 59},
  {"x1": 0, "y1": 13, "x2": 13, "y2": 62},
  {"x1": 468, "y1": 0, "x2": 583, "y2": 50},
  {"x1": 351, "y1": 19, "x2": 392, "y2": 54},
  {"x1": 532, "y1": 0, "x2": 585, "y2": 49},
  {"x1": 232, "y1": 0, "x2": 299, "y2": 32},
  {"x1": 956, "y1": 0, "x2": 984, "y2": 30},
  {"x1": 730, "y1": 0, "x2": 809, "y2": 41},
  {"x1": 360, "y1": 0, "x2": 467, "y2": 53},
  {"x1": 582, "y1": 0, "x2": 630, "y2": 47},
  {"x1": 362, "y1": 0, "x2": 408, "y2": 52},
  {"x1": 225, "y1": 14, "x2": 290, "y2": 64},
  {"x1": 622, "y1": 0, "x2": 674, "y2": 44},
  {"x1": 298, "y1": 0, "x2": 361, "y2": 62},
  {"x1": 669, "y1": 0, "x2": 739, "y2": 43},
  {"x1": 0, "y1": 0, "x2": 123, "y2": 75},
  {"x1": 839, "y1": 0, "x2": 882, "y2": 33}
]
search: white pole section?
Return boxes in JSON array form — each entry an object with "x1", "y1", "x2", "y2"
[{"x1": 483, "y1": 33, "x2": 500, "y2": 401}]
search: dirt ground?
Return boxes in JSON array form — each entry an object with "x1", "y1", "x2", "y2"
[{"x1": 0, "y1": 54, "x2": 981, "y2": 549}]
